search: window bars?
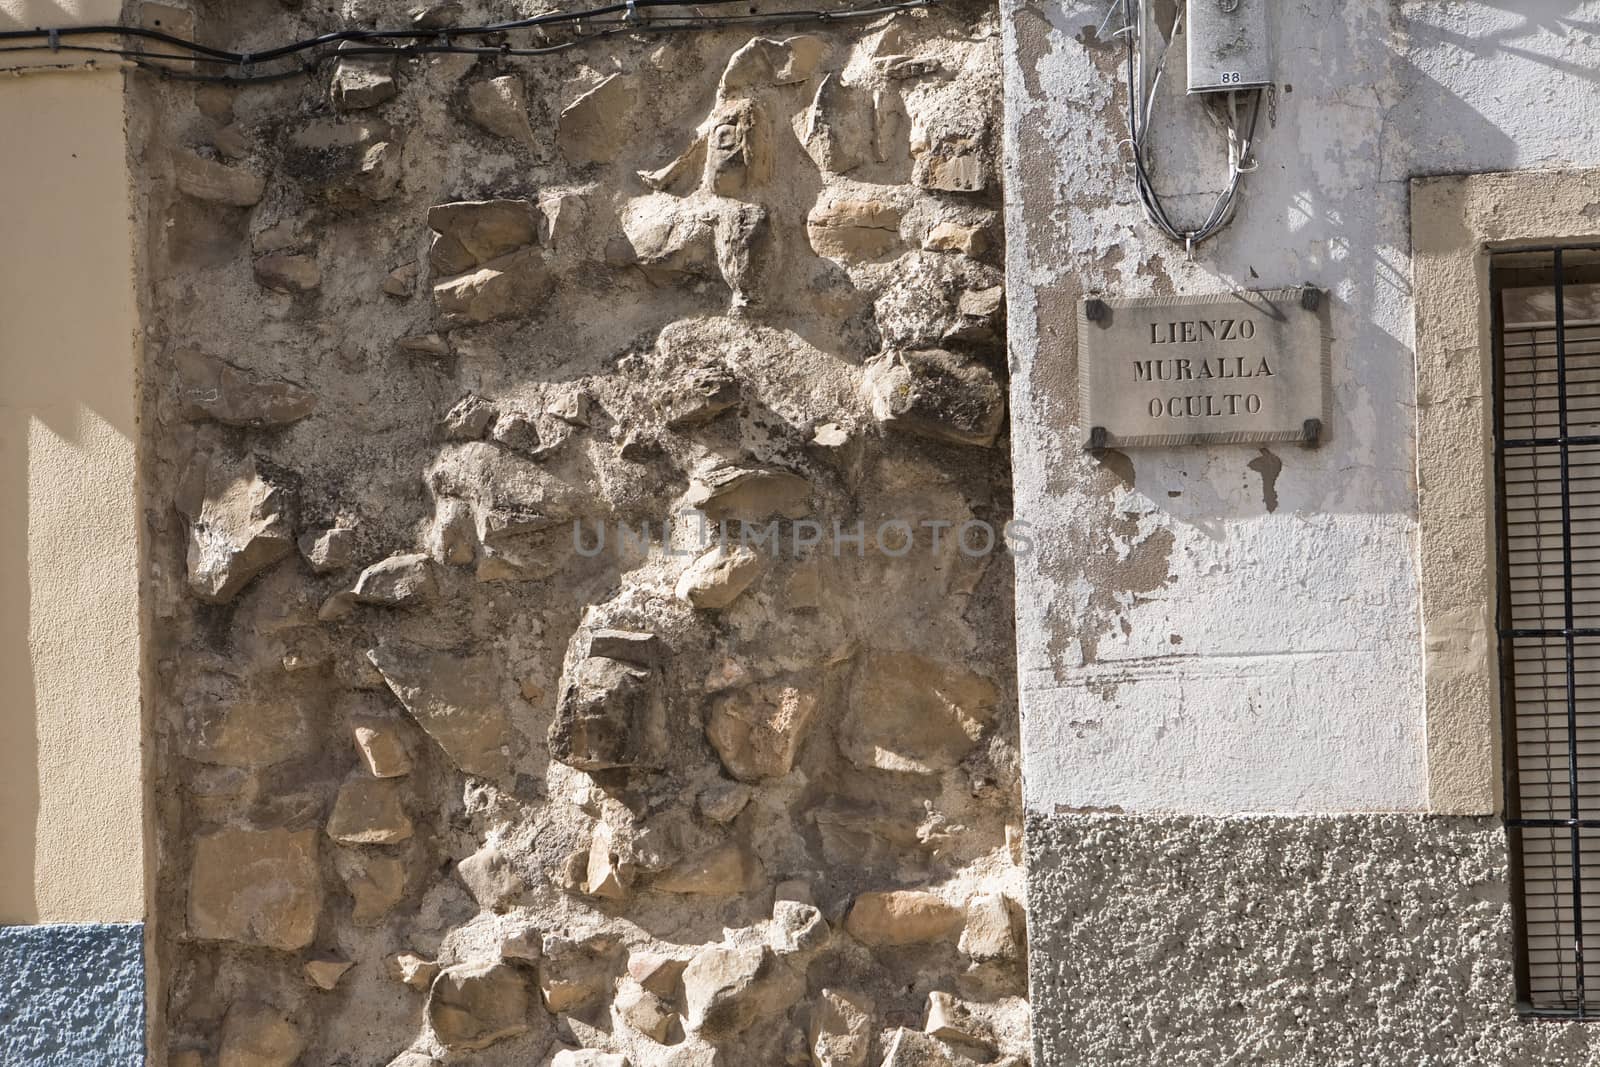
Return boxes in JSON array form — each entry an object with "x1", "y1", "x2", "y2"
[{"x1": 1494, "y1": 244, "x2": 1600, "y2": 1017}]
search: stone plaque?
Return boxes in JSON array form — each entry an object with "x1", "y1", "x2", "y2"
[{"x1": 1079, "y1": 287, "x2": 1330, "y2": 448}]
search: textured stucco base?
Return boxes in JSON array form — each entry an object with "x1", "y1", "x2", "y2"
[
  {"x1": 0, "y1": 922, "x2": 146, "y2": 1065},
  {"x1": 1025, "y1": 814, "x2": 1600, "y2": 1066}
]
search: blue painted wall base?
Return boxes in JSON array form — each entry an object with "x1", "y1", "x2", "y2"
[{"x1": 0, "y1": 923, "x2": 145, "y2": 1065}]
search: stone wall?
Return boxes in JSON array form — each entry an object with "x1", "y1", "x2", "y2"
[{"x1": 132, "y1": 1, "x2": 1025, "y2": 1064}]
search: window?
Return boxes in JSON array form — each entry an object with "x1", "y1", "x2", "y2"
[{"x1": 1494, "y1": 245, "x2": 1600, "y2": 1017}]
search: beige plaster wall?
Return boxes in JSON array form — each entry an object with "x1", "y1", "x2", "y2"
[
  {"x1": 1413, "y1": 168, "x2": 1600, "y2": 816},
  {"x1": 0, "y1": 0, "x2": 144, "y2": 924}
]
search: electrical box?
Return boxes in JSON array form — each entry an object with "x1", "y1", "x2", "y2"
[{"x1": 1186, "y1": 0, "x2": 1272, "y2": 94}]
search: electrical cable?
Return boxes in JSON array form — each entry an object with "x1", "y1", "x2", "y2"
[
  {"x1": 0, "y1": 0, "x2": 932, "y2": 83},
  {"x1": 0, "y1": 0, "x2": 931, "y2": 83},
  {"x1": 1115, "y1": 0, "x2": 1261, "y2": 254}
]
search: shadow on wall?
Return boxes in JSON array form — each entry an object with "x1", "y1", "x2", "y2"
[
  {"x1": 0, "y1": 45, "x2": 140, "y2": 922},
  {"x1": 0, "y1": 417, "x2": 39, "y2": 924}
]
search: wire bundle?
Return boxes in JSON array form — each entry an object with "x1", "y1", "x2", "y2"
[
  {"x1": 1110, "y1": 0, "x2": 1262, "y2": 254},
  {"x1": 0, "y1": 0, "x2": 934, "y2": 83}
]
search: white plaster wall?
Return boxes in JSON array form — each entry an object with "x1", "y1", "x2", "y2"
[{"x1": 1003, "y1": 1, "x2": 1600, "y2": 814}]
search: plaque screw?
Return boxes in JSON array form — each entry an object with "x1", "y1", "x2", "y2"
[
  {"x1": 1086, "y1": 426, "x2": 1108, "y2": 452},
  {"x1": 1301, "y1": 418, "x2": 1323, "y2": 447},
  {"x1": 1084, "y1": 298, "x2": 1108, "y2": 324},
  {"x1": 1300, "y1": 287, "x2": 1322, "y2": 311}
]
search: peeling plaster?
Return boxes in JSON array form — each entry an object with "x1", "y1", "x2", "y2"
[{"x1": 1002, "y1": 0, "x2": 1600, "y2": 814}]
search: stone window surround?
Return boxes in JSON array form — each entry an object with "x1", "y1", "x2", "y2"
[{"x1": 1413, "y1": 167, "x2": 1600, "y2": 815}]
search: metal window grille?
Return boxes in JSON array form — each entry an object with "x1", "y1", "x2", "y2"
[{"x1": 1494, "y1": 245, "x2": 1600, "y2": 1018}]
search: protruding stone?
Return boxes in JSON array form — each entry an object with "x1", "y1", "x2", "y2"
[
  {"x1": 586, "y1": 821, "x2": 631, "y2": 900},
  {"x1": 654, "y1": 843, "x2": 752, "y2": 896},
  {"x1": 844, "y1": 891, "x2": 961, "y2": 947},
  {"x1": 433, "y1": 250, "x2": 551, "y2": 326},
  {"x1": 685, "y1": 467, "x2": 811, "y2": 521},
  {"x1": 304, "y1": 957, "x2": 354, "y2": 990},
  {"x1": 350, "y1": 139, "x2": 402, "y2": 202},
  {"x1": 807, "y1": 197, "x2": 901, "y2": 263},
  {"x1": 550, "y1": 655, "x2": 666, "y2": 771},
  {"x1": 331, "y1": 54, "x2": 398, "y2": 111},
  {"x1": 384, "y1": 261, "x2": 418, "y2": 297},
  {"x1": 352, "y1": 552, "x2": 438, "y2": 607},
  {"x1": 189, "y1": 828, "x2": 321, "y2": 951},
  {"x1": 399, "y1": 332, "x2": 451, "y2": 357},
  {"x1": 676, "y1": 544, "x2": 765, "y2": 610},
  {"x1": 618, "y1": 195, "x2": 717, "y2": 281},
  {"x1": 553, "y1": 1051, "x2": 630, "y2": 1067},
  {"x1": 919, "y1": 149, "x2": 987, "y2": 194},
  {"x1": 798, "y1": 74, "x2": 874, "y2": 175},
  {"x1": 558, "y1": 74, "x2": 637, "y2": 164},
  {"x1": 809, "y1": 988, "x2": 874, "y2": 1067},
  {"x1": 442, "y1": 394, "x2": 497, "y2": 440},
  {"x1": 177, "y1": 350, "x2": 316, "y2": 428},
  {"x1": 865, "y1": 350, "x2": 1004, "y2": 448},
  {"x1": 253, "y1": 253, "x2": 321, "y2": 294},
  {"x1": 427, "y1": 962, "x2": 530, "y2": 1051},
  {"x1": 958, "y1": 893, "x2": 1021, "y2": 963},
  {"x1": 369, "y1": 642, "x2": 517, "y2": 778},
  {"x1": 327, "y1": 776, "x2": 413, "y2": 844},
  {"x1": 299, "y1": 526, "x2": 354, "y2": 573},
  {"x1": 923, "y1": 221, "x2": 990, "y2": 258},
  {"x1": 337, "y1": 850, "x2": 408, "y2": 925},
  {"x1": 538, "y1": 939, "x2": 614, "y2": 1012},
  {"x1": 615, "y1": 980, "x2": 674, "y2": 1041},
  {"x1": 879, "y1": 1028, "x2": 982, "y2": 1067},
  {"x1": 585, "y1": 629, "x2": 662, "y2": 666},
  {"x1": 548, "y1": 385, "x2": 591, "y2": 426},
  {"x1": 663, "y1": 366, "x2": 741, "y2": 428},
  {"x1": 428, "y1": 496, "x2": 477, "y2": 565},
  {"x1": 319, "y1": 591, "x2": 356, "y2": 621},
  {"x1": 721, "y1": 35, "x2": 827, "y2": 90},
  {"x1": 924, "y1": 992, "x2": 993, "y2": 1053},
  {"x1": 500, "y1": 926, "x2": 543, "y2": 965},
  {"x1": 706, "y1": 681, "x2": 817, "y2": 782},
  {"x1": 682, "y1": 943, "x2": 801, "y2": 1035},
  {"x1": 458, "y1": 843, "x2": 526, "y2": 911},
  {"x1": 354, "y1": 721, "x2": 412, "y2": 778},
  {"x1": 174, "y1": 151, "x2": 265, "y2": 206},
  {"x1": 219, "y1": 1003, "x2": 303, "y2": 1067},
  {"x1": 424, "y1": 202, "x2": 547, "y2": 321},
  {"x1": 628, "y1": 951, "x2": 687, "y2": 997},
  {"x1": 769, "y1": 900, "x2": 830, "y2": 956},
  {"x1": 838, "y1": 652, "x2": 998, "y2": 775},
  {"x1": 539, "y1": 190, "x2": 588, "y2": 249},
  {"x1": 177, "y1": 452, "x2": 296, "y2": 604},
  {"x1": 811, "y1": 422, "x2": 850, "y2": 448},
  {"x1": 946, "y1": 286, "x2": 1005, "y2": 345},
  {"x1": 253, "y1": 220, "x2": 299, "y2": 254},
  {"x1": 490, "y1": 409, "x2": 541, "y2": 455},
  {"x1": 390, "y1": 952, "x2": 439, "y2": 990},
  {"x1": 427, "y1": 200, "x2": 540, "y2": 273},
  {"x1": 468, "y1": 75, "x2": 534, "y2": 142},
  {"x1": 697, "y1": 780, "x2": 752, "y2": 824}
]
